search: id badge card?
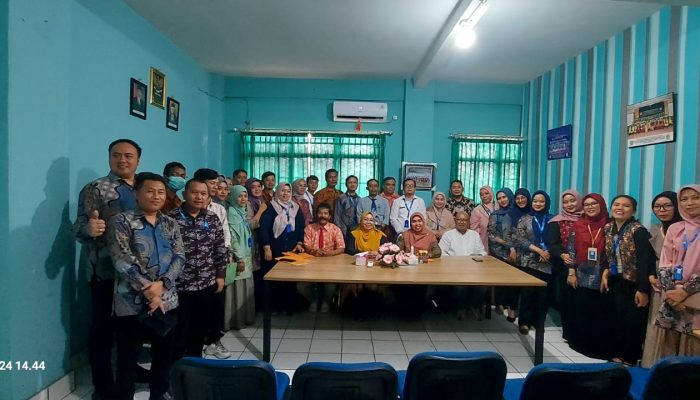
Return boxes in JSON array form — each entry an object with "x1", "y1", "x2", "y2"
[
  {"x1": 673, "y1": 265, "x2": 683, "y2": 281},
  {"x1": 404, "y1": 219, "x2": 409, "y2": 229},
  {"x1": 247, "y1": 236, "x2": 253, "y2": 248},
  {"x1": 587, "y1": 247, "x2": 598, "y2": 262}
]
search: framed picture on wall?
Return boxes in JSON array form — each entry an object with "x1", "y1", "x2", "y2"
[
  {"x1": 402, "y1": 162, "x2": 437, "y2": 191},
  {"x1": 129, "y1": 78, "x2": 147, "y2": 120},
  {"x1": 149, "y1": 67, "x2": 166, "y2": 109},
  {"x1": 166, "y1": 97, "x2": 180, "y2": 131},
  {"x1": 626, "y1": 92, "x2": 675, "y2": 148}
]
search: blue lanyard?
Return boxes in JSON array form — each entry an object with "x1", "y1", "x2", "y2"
[
  {"x1": 679, "y1": 228, "x2": 700, "y2": 265},
  {"x1": 348, "y1": 195, "x2": 358, "y2": 209},
  {"x1": 533, "y1": 215, "x2": 547, "y2": 246},
  {"x1": 305, "y1": 192, "x2": 313, "y2": 204},
  {"x1": 611, "y1": 223, "x2": 630, "y2": 264},
  {"x1": 433, "y1": 208, "x2": 444, "y2": 229},
  {"x1": 482, "y1": 204, "x2": 493, "y2": 217},
  {"x1": 404, "y1": 198, "x2": 415, "y2": 215}
]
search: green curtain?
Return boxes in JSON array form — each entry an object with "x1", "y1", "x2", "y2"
[
  {"x1": 450, "y1": 139, "x2": 522, "y2": 202},
  {"x1": 241, "y1": 132, "x2": 385, "y2": 197}
]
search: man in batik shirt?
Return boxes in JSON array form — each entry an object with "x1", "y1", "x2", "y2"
[
  {"x1": 73, "y1": 138, "x2": 140, "y2": 399},
  {"x1": 108, "y1": 172, "x2": 184, "y2": 400},
  {"x1": 169, "y1": 179, "x2": 229, "y2": 359}
]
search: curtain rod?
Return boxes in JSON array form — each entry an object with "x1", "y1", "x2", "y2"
[
  {"x1": 234, "y1": 128, "x2": 393, "y2": 136},
  {"x1": 449, "y1": 134, "x2": 524, "y2": 142}
]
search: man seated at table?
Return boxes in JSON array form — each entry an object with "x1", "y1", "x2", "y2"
[
  {"x1": 299, "y1": 202, "x2": 345, "y2": 312},
  {"x1": 439, "y1": 211, "x2": 488, "y2": 320}
]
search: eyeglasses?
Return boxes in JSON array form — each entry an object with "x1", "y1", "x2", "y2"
[
  {"x1": 583, "y1": 202, "x2": 599, "y2": 208},
  {"x1": 652, "y1": 204, "x2": 674, "y2": 211}
]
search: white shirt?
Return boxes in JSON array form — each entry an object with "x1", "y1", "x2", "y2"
[
  {"x1": 390, "y1": 195, "x2": 426, "y2": 234},
  {"x1": 439, "y1": 229, "x2": 487, "y2": 256},
  {"x1": 207, "y1": 201, "x2": 231, "y2": 248}
]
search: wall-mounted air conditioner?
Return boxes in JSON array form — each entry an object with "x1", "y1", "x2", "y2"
[{"x1": 333, "y1": 101, "x2": 388, "y2": 123}]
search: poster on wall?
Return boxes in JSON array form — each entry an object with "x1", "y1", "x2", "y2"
[
  {"x1": 626, "y1": 93, "x2": 675, "y2": 148},
  {"x1": 402, "y1": 162, "x2": 436, "y2": 191},
  {"x1": 547, "y1": 124, "x2": 572, "y2": 160}
]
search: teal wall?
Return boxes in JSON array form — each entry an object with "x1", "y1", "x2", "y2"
[
  {"x1": 522, "y1": 6, "x2": 700, "y2": 226},
  {"x1": 223, "y1": 77, "x2": 522, "y2": 202},
  {"x1": 1, "y1": 0, "x2": 223, "y2": 398}
]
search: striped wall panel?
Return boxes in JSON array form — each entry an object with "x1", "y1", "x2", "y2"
[{"x1": 522, "y1": 6, "x2": 699, "y2": 226}]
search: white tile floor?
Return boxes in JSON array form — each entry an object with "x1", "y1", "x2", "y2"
[{"x1": 77, "y1": 308, "x2": 604, "y2": 399}]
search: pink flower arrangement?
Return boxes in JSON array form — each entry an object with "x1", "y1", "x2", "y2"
[{"x1": 378, "y1": 242, "x2": 408, "y2": 268}]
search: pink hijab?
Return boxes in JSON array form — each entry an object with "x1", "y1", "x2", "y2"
[
  {"x1": 549, "y1": 189, "x2": 583, "y2": 223},
  {"x1": 659, "y1": 184, "x2": 700, "y2": 277}
]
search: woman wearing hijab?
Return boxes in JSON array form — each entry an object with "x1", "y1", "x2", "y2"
[
  {"x1": 344, "y1": 212, "x2": 390, "y2": 318},
  {"x1": 489, "y1": 188, "x2": 520, "y2": 322},
  {"x1": 513, "y1": 190, "x2": 554, "y2": 335},
  {"x1": 292, "y1": 178, "x2": 313, "y2": 226},
  {"x1": 245, "y1": 178, "x2": 267, "y2": 274},
  {"x1": 566, "y1": 193, "x2": 613, "y2": 359},
  {"x1": 425, "y1": 192, "x2": 455, "y2": 241},
  {"x1": 514, "y1": 188, "x2": 532, "y2": 220},
  {"x1": 257, "y1": 182, "x2": 306, "y2": 313},
  {"x1": 346, "y1": 211, "x2": 389, "y2": 255},
  {"x1": 546, "y1": 189, "x2": 583, "y2": 339},
  {"x1": 641, "y1": 191, "x2": 683, "y2": 366},
  {"x1": 601, "y1": 194, "x2": 653, "y2": 364},
  {"x1": 397, "y1": 212, "x2": 442, "y2": 258},
  {"x1": 645, "y1": 184, "x2": 700, "y2": 364},
  {"x1": 471, "y1": 185, "x2": 498, "y2": 254},
  {"x1": 224, "y1": 185, "x2": 256, "y2": 330}
]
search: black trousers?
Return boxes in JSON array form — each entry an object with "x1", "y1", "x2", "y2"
[
  {"x1": 518, "y1": 269, "x2": 553, "y2": 328},
  {"x1": 175, "y1": 285, "x2": 220, "y2": 358},
  {"x1": 609, "y1": 276, "x2": 648, "y2": 364},
  {"x1": 89, "y1": 279, "x2": 115, "y2": 395},
  {"x1": 207, "y1": 289, "x2": 225, "y2": 343},
  {"x1": 114, "y1": 313, "x2": 176, "y2": 400},
  {"x1": 454, "y1": 286, "x2": 488, "y2": 309}
]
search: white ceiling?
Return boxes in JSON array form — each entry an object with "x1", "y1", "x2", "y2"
[{"x1": 125, "y1": 0, "x2": 671, "y2": 84}]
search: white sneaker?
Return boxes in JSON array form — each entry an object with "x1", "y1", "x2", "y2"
[
  {"x1": 320, "y1": 302, "x2": 330, "y2": 313},
  {"x1": 205, "y1": 341, "x2": 232, "y2": 359}
]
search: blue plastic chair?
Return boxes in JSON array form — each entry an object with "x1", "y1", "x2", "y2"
[
  {"x1": 289, "y1": 361, "x2": 398, "y2": 400},
  {"x1": 502, "y1": 362, "x2": 631, "y2": 400},
  {"x1": 628, "y1": 356, "x2": 700, "y2": 400},
  {"x1": 398, "y1": 351, "x2": 507, "y2": 400},
  {"x1": 170, "y1": 357, "x2": 289, "y2": 400}
]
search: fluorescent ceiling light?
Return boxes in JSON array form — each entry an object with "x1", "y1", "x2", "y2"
[{"x1": 454, "y1": 0, "x2": 489, "y2": 49}]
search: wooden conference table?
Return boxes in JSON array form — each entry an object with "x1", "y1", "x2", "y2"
[{"x1": 262, "y1": 254, "x2": 547, "y2": 364}]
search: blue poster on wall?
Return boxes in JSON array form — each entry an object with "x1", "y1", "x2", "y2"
[{"x1": 547, "y1": 124, "x2": 572, "y2": 160}]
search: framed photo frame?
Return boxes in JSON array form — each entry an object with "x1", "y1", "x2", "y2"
[
  {"x1": 626, "y1": 92, "x2": 675, "y2": 148},
  {"x1": 149, "y1": 67, "x2": 166, "y2": 109},
  {"x1": 129, "y1": 78, "x2": 147, "y2": 119},
  {"x1": 402, "y1": 162, "x2": 437, "y2": 191},
  {"x1": 166, "y1": 97, "x2": 180, "y2": 131}
]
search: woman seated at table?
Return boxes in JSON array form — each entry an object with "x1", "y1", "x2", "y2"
[
  {"x1": 397, "y1": 212, "x2": 442, "y2": 259},
  {"x1": 343, "y1": 211, "x2": 390, "y2": 317},
  {"x1": 425, "y1": 192, "x2": 455, "y2": 241},
  {"x1": 396, "y1": 212, "x2": 442, "y2": 316}
]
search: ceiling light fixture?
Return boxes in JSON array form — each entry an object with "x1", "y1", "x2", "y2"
[{"x1": 455, "y1": 0, "x2": 489, "y2": 49}]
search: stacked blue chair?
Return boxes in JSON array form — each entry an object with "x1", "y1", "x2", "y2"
[
  {"x1": 502, "y1": 362, "x2": 631, "y2": 400},
  {"x1": 628, "y1": 356, "x2": 700, "y2": 400},
  {"x1": 289, "y1": 361, "x2": 398, "y2": 400},
  {"x1": 170, "y1": 357, "x2": 289, "y2": 400},
  {"x1": 398, "y1": 351, "x2": 507, "y2": 400}
]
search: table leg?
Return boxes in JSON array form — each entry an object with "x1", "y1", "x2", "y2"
[
  {"x1": 485, "y1": 287, "x2": 493, "y2": 319},
  {"x1": 534, "y1": 286, "x2": 545, "y2": 365},
  {"x1": 263, "y1": 280, "x2": 271, "y2": 362}
]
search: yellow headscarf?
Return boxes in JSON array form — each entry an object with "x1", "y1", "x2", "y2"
[{"x1": 351, "y1": 211, "x2": 386, "y2": 251}]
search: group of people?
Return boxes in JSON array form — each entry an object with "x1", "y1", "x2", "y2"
[
  {"x1": 74, "y1": 138, "x2": 699, "y2": 399},
  {"x1": 484, "y1": 185, "x2": 700, "y2": 368}
]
